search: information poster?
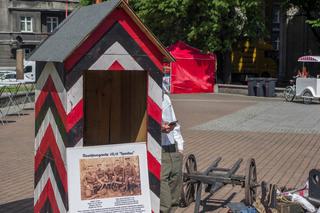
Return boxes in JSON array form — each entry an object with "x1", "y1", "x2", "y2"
[{"x1": 67, "y1": 143, "x2": 151, "y2": 213}]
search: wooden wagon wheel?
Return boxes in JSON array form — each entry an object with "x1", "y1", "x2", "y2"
[
  {"x1": 245, "y1": 158, "x2": 257, "y2": 206},
  {"x1": 180, "y1": 154, "x2": 197, "y2": 207}
]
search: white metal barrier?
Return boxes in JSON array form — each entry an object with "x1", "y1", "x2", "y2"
[{"x1": 0, "y1": 80, "x2": 35, "y2": 125}]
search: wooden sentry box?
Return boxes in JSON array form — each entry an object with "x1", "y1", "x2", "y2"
[{"x1": 29, "y1": 1, "x2": 174, "y2": 212}]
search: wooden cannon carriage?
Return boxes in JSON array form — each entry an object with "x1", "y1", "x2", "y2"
[{"x1": 180, "y1": 154, "x2": 259, "y2": 212}]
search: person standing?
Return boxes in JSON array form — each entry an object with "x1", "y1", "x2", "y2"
[
  {"x1": 160, "y1": 80, "x2": 184, "y2": 213},
  {"x1": 124, "y1": 160, "x2": 136, "y2": 194},
  {"x1": 302, "y1": 67, "x2": 309, "y2": 78},
  {"x1": 296, "y1": 69, "x2": 302, "y2": 78}
]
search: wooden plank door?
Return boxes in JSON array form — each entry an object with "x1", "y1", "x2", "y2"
[
  {"x1": 84, "y1": 71, "x2": 112, "y2": 146},
  {"x1": 84, "y1": 71, "x2": 147, "y2": 146}
]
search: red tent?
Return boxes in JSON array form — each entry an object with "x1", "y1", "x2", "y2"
[{"x1": 167, "y1": 41, "x2": 216, "y2": 94}]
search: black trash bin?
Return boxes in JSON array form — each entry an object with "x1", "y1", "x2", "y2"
[
  {"x1": 265, "y1": 78, "x2": 277, "y2": 97},
  {"x1": 255, "y1": 78, "x2": 265, "y2": 97},
  {"x1": 247, "y1": 78, "x2": 257, "y2": 96}
]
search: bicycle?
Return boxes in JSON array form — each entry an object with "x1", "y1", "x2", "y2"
[{"x1": 283, "y1": 78, "x2": 296, "y2": 102}]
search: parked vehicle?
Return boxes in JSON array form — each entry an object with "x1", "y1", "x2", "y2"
[
  {"x1": 23, "y1": 60, "x2": 35, "y2": 81},
  {"x1": 0, "y1": 60, "x2": 35, "y2": 82},
  {"x1": 284, "y1": 55, "x2": 320, "y2": 104},
  {"x1": 0, "y1": 70, "x2": 15, "y2": 78},
  {"x1": 0, "y1": 72, "x2": 17, "y2": 82}
]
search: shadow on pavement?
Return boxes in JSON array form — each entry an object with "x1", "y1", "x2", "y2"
[
  {"x1": 200, "y1": 192, "x2": 236, "y2": 212},
  {"x1": 0, "y1": 198, "x2": 33, "y2": 213},
  {"x1": 0, "y1": 120, "x2": 16, "y2": 124},
  {"x1": 6, "y1": 113, "x2": 30, "y2": 116}
]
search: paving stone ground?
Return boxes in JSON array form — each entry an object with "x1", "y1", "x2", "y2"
[
  {"x1": 173, "y1": 94, "x2": 320, "y2": 212},
  {"x1": 0, "y1": 94, "x2": 320, "y2": 213},
  {"x1": 0, "y1": 106, "x2": 34, "y2": 212},
  {"x1": 194, "y1": 100, "x2": 320, "y2": 134}
]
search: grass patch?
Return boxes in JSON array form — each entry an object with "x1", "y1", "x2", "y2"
[{"x1": 0, "y1": 84, "x2": 35, "y2": 94}]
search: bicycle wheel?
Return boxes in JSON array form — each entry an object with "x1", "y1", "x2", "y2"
[
  {"x1": 284, "y1": 86, "x2": 295, "y2": 102},
  {"x1": 303, "y1": 90, "x2": 313, "y2": 104}
]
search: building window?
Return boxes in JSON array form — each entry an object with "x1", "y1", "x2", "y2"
[
  {"x1": 46, "y1": 17, "x2": 59, "y2": 33},
  {"x1": 272, "y1": 37, "x2": 280, "y2": 51},
  {"x1": 272, "y1": 8, "x2": 280, "y2": 24},
  {"x1": 20, "y1": 16, "x2": 33, "y2": 32},
  {"x1": 24, "y1": 48, "x2": 32, "y2": 57}
]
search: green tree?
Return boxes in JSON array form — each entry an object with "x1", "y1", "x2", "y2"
[
  {"x1": 79, "y1": 0, "x2": 266, "y2": 83},
  {"x1": 283, "y1": 0, "x2": 320, "y2": 44},
  {"x1": 80, "y1": 0, "x2": 108, "y2": 6},
  {"x1": 130, "y1": 0, "x2": 266, "y2": 82},
  {"x1": 80, "y1": 0, "x2": 92, "y2": 6},
  {"x1": 130, "y1": 0, "x2": 265, "y2": 52}
]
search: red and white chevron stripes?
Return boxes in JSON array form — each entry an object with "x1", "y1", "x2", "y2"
[
  {"x1": 89, "y1": 42, "x2": 144, "y2": 71},
  {"x1": 35, "y1": 62, "x2": 75, "y2": 212}
]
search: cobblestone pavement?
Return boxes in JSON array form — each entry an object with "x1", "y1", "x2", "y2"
[
  {"x1": 173, "y1": 94, "x2": 320, "y2": 212},
  {"x1": 0, "y1": 107, "x2": 34, "y2": 212},
  {"x1": 1, "y1": 94, "x2": 320, "y2": 213},
  {"x1": 194, "y1": 101, "x2": 320, "y2": 134}
]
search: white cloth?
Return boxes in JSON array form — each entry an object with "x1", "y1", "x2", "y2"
[{"x1": 161, "y1": 94, "x2": 184, "y2": 151}]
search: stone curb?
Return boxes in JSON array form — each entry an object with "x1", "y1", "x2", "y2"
[{"x1": 216, "y1": 84, "x2": 285, "y2": 98}]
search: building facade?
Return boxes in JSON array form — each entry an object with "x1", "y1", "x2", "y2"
[
  {"x1": 269, "y1": 0, "x2": 320, "y2": 81},
  {"x1": 0, "y1": 0, "x2": 79, "y2": 67},
  {"x1": 230, "y1": 0, "x2": 320, "y2": 83},
  {"x1": 279, "y1": 6, "x2": 320, "y2": 80}
]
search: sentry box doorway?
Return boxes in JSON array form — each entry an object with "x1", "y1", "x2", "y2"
[
  {"x1": 84, "y1": 71, "x2": 147, "y2": 146},
  {"x1": 29, "y1": 1, "x2": 174, "y2": 212}
]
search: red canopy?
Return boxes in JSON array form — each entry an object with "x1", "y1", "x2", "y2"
[{"x1": 167, "y1": 41, "x2": 216, "y2": 94}]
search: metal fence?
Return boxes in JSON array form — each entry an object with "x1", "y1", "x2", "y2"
[{"x1": 0, "y1": 80, "x2": 35, "y2": 125}]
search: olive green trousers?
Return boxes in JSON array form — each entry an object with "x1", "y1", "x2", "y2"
[{"x1": 160, "y1": 151, "x2": 183, "y2": 213}]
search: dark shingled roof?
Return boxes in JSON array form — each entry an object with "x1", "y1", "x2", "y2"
[{"x1": 29, "y1": 0, "x2": 121, "y2": 62}]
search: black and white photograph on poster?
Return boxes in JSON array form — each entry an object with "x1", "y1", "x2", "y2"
[
  {"x1": 67, "y1": 143, "x2": 151, "y2": 213},
  {"x1": 80, "y1": 156, "x2": 141, "y2": 200}
]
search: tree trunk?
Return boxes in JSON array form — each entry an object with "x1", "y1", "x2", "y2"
[
  {"x1": 216, "y1": 52, "x2": 224, "y2": 84},
  {"x1": 223, "y1": 51, "x2": 232, "y2": 84},
  {"x1": 216, "y1": 51, "x2": 232, "y2": 84}
]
